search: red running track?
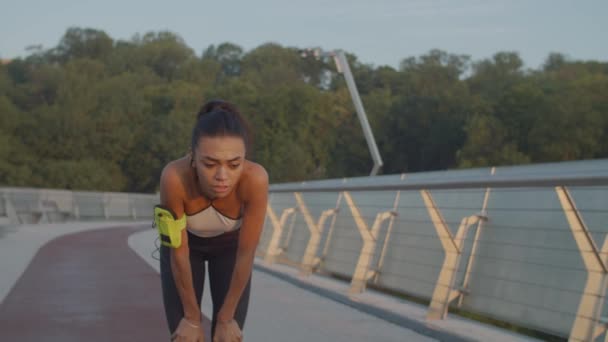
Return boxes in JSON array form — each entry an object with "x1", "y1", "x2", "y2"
[{"x1": 0, "y1": 225, "x2": 212, "y2": 341}]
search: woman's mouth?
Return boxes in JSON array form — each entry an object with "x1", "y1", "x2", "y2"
[{"x1": 213, "y1": 185, "x2": 229, "y2": 194}]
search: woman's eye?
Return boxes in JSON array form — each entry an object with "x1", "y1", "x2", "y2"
[
  {"x1": 229, "y1": 164, "x2": 240, "y2": 169},
  {"x1": 203, "y1": 163, "x2": 215, "y2": 168}
]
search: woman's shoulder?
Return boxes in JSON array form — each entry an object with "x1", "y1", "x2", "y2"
[
  {"x1": 238, "y1": 161, "x2": 269, "y2": 198},
  {"x1": 243, "y1": 160, "x2": 268, "y2": 184},
  {"x1": 160, "y1": 156, "x2": 191, "y2": 193}
]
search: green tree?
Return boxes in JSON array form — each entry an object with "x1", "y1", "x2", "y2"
[
  {"x1": 2, "y1": 27, "x2": 608, "y2": 193},
  {"x1": 379, "y1": 50, "x2": 473, "y2": 173},
  {"x1": 53, "y1": 27, "x2": 114, "y2": 62},
  {"x1": 457, "y1": 114, "x2": 530, "y2": 168},
  {"x1": 37, "y1": 159, "x2": 127, "y2": 191},
  {"x1": 203, "y1": 42, "x2": 244, "y2": 78},
  {"x1": 468, "y1": 52, "x2": 525, "y2": 101},
  {"x1": 137, "y1": 31, "x2": 196, "y2": 81}
]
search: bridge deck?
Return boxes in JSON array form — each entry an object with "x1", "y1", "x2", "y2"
[{"x1": 0, "y1": 223, "x2": 439, "y2": 341}]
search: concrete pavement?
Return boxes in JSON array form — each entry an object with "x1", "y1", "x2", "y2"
[{"x1": 0, "y1": 222, "x2": 543, "y2": 341}]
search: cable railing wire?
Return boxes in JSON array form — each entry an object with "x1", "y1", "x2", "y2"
[
  {"x1": 315, "y1": 244, "x2": 597, "y2": 274},
  {"x1": 277, "y1": 199, "x2": 606, "y2": 213},
  {"x1": 276, "y1": 215, "x2": 608, "y2": 238},
  {"x1": 289, "y1": 230, "x2": 603, "y2": 259},
  {"x1": 275, "y1": 224, "x2": 608, "y2": 254},
  {"x1": 300, "y1": 258, "x2": 595, "y2": 324}
]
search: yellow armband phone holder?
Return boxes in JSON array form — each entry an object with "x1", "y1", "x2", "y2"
[{"x1": 153, "y1": 205, "x2": 187, "y2": 248}]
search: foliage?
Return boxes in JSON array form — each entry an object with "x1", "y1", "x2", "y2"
[{"x1": 1, "y1": 28, "x2": 607, "y2": 192}]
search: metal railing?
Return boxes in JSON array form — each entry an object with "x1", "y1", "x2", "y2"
[
  {"x1": 257, "y1": 159, "x2": 608, "y2": 341},
  {"x1": 0, "y1": 187, "x2": 159, "y2": 224},
  {"x1": 4, "y1": 159, "x2": 608, "y2": 341}
]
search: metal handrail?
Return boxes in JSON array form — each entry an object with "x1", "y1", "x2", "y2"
[{"x1": 270, "y1": 170, "x2": 608, "y2": 192}]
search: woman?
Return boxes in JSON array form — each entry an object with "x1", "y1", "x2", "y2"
[{"x1": 156, "y1": 100, "x2": 268, "y2": 342}]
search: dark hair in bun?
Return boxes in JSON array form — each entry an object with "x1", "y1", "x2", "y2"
[{"x1": 191, "y1": 99, "x2": 251, "y2": 153}]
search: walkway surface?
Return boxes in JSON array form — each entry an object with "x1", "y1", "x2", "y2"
[{"x1": 0, "y1": 222, "x2": 542, "y2": 341}]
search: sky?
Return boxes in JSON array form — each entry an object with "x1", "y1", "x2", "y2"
[{"x1": 0, "y1": 0, "x2": 606, "y2": 69}]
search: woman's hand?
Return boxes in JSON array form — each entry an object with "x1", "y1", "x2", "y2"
[
  {"x1": 213, "y1": 319, "x2": 242, "y2": 342},
  {"x1": 171, "y1": 318, "x2": 205, "y2": 342}
]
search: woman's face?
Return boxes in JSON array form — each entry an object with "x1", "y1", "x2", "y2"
[{"x1": 193, "y1": 135, "x2": 246, "y2": 199}]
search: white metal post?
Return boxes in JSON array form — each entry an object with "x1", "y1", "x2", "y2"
[
  {"x1": 320, "y1": 193, "x2": 343, "y2": 264},
  {"x1": 458, "y1": 167, "x2": 495, "y2": 307},
  {"x1": 373, "y1": 190, "x2": 401, "y2": 284},
  {"x1": 557, "y1": 186, "x2": 608, "y2": 342},
  {"x1": 103, "y1": 193, "x2": 110, "y2": 220},
  {"x1": 129, "y1": 195, "x2": 137, "y2": 220},
  {"x1": 421, "y1": 190, "x2": 484, "y2": 320},
  {"x1": 294, "y1": 192, "x2": 338, "y2": 276},
  {"x1": 344, "y1": 191, "x2": 396, "y2": 294},
  {"x1": 334, "y1": 51, "x2": 383, "y2": 176},
  {"x1": 2, "y1": 191, "x2": 19, "y2": 224},
  {"x1": 265, "y1": 203, "x2": 296, "y2": 264}
]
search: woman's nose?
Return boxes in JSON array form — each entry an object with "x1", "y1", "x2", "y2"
[{"x1": 215, "y1": 166, "x2": 228, "y2": 180}]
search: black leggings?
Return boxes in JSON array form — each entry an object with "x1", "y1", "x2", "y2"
[{"x1": 160, "y1": 229, "x2": 251, "y2": 338}]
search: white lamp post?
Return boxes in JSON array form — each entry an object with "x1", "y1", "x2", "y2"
[{"x1": 300, "y1": 48, "x2": 383, "y2": 176}]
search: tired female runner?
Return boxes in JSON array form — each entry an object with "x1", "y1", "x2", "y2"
[{"x1": 155, "y1": 100, "x2": 268, "y2": 342}]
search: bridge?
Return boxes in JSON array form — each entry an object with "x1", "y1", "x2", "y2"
[{"x1": 1, "y1": 158, "x2": 607, "y2": 341}]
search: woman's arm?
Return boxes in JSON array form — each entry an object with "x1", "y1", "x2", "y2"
[
  {"x1": 217, "y1": 163, "x2": 269, "y2": 323},
  {"x1": 160, "y1": 164, "x2": 201, "y2": 324}
]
